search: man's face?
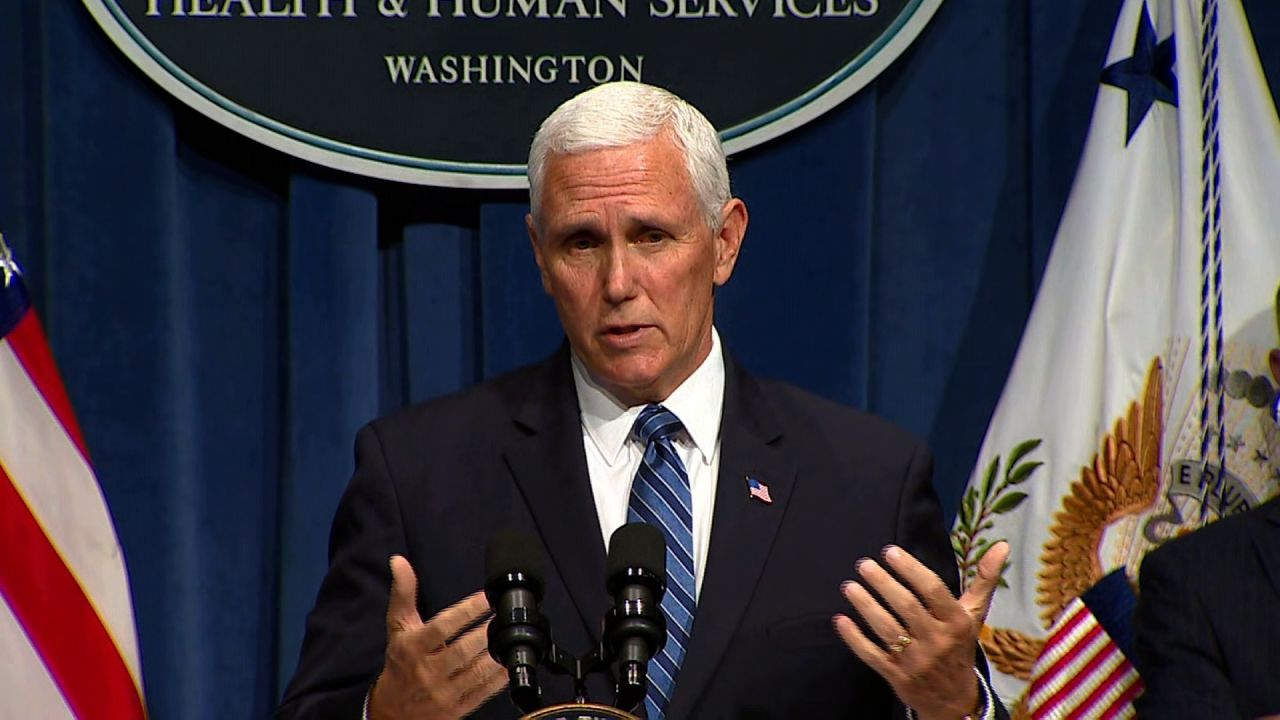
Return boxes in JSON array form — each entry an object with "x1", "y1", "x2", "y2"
[{"x1": 527, "y1": 134, "x2": 747, "y2": 406}]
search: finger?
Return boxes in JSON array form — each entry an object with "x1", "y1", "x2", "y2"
[
  {"x1": 457, "y1": 653, "x2": 509, "y2": 715},
  {"x1": 422, "y1": 591, "x2": 492, "y2": 648},
  {"x1": 386, "y1": 555, "x2": 423, "y2": 633},
  {"x1": 959, "y1": 540, "x2": 1010, "y2": 623},
  {"x1": 832, "y1": 614, "x2": 901, "y2": 684},
  {"x1": 881, "y1": 545, "x2": 964, "y2": 623},
  {"x1": 443, "y1": 619, "x2": 493, "y2": 673},
  {"x1": 842, "y1": 580, "x2": 908, "y2": 648},
  {"x1": 855, "y1": 558, "x2": 931, "y2": 631}
]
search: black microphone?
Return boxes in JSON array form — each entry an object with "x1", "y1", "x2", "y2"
[
  {"x1": 485, "y1": 530, "x2": 550, "y2": 714},
  {"x1": 604, "y1": 522, "x2": 668, "y2": 713}
]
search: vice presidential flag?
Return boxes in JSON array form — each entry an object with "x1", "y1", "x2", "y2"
[
  {"x1": 948, "y1": 0, "x2": 1280, "y2": 714},
  {"x1": 0, "y1": 234, "x2": 146, "y2": 719}
]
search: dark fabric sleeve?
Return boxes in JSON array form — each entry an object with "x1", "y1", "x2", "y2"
[
  {"x1": 893, "y1": 445, "x2": 957, "y2": 598},
  {"x1": 1133, "y1": 546, "x2": 1242, "y2": 720},
  {"x1": 275, "y1": 424, "x2": 407, "y2": 720},
  {"x1": 893, "y1": 443, "x2": 1009, "y2": 720}
]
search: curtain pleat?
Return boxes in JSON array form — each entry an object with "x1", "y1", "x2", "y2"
[
  {"x1": 400, "y1": 224, "x2": 481, "y2": 405},
  {"x1": 278, "y1": 176, "x2": 381, "y2": 698},
  {"x1": 717, "y1": 91, "x2": 877, "y2": 411},
  {"x1": 478, "y1": 203, "x2": 563, "y2": 377}
]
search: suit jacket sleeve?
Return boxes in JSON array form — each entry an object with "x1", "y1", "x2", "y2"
[
  {"x1": 275, "y1": 424, "x2": 407, "y2": 720},
  {"x1": 893, "y1": 445, "x2": 959, "y2": 600},
  {"x1": 1134, "y1": 545, "x2": 1242, "y2": 719}
]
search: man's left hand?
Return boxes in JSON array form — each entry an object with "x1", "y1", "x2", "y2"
[{"x1": 833, "y1": 540, "x2": 1009, "y2": 720}]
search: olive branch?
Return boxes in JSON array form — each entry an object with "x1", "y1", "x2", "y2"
[{"x1": 952, "y1": 438, "x2": 1043, "y2": 591}]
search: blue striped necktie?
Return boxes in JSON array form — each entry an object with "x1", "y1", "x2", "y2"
[{"x1": 627, "y1": 404, "x2": 695, "y2": 720}]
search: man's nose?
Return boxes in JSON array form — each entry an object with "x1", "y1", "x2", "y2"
[{"x1": 602, "y1": 241, "x2": 638, "y2": 303}]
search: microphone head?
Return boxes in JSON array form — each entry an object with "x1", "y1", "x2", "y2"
[
  {"x1": 604, "y1": 523, "x2": 668, "y2": 709},
  {"x1": 606, "y1": 522, "x2": 666, "y2": 593},
  {"x1": 484, "y1": 530, "x2": 545, "y2": 600}
]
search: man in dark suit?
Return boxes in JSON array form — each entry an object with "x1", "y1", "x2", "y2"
[
  {"x1": 1134, "y1": 494, "x2": 1280, "y2": 718},
  {"x1": 1134, "y1": 347, "x2": 1280, "y2": 719},
  {"x1": 277, "y1": 81, "x2": 1007, "y2": 720}
]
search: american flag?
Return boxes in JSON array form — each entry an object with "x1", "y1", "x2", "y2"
[
  {"x1": 0, "y1": 234, "x2": 146, "y2": 719},
  {"x1": 1024, "y1": 570, "x2": 1144, "y2": 719},
  {"x1": 746, "y1": 475, "x2": 772, "y2": 504}
]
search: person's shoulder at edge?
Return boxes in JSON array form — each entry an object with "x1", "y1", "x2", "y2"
[{"x1": 1140, "y1": 493, "x2": 1278, "y2": 574}]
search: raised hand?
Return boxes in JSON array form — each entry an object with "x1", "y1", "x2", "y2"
[
  {"x1": 834, "y1": 541, "x2": 1010, "y2": 720},
  {"x1": 368, "y1": 555, "x2": 508, "y2": 720}
]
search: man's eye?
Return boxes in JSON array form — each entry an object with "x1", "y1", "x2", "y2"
[
  {"x1": 568, "y1": 237, "x2": 594, "y2": 251},
  {"x1": 642, "y1": 232, "x2": 667, "y2": 244}
]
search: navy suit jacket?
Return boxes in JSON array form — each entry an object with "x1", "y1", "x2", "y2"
[
  {"x1": 1134, "y1": 494, "x2": 1280, "y2": 719},
  {"x1": 277, "y1": 347, "x2": 978, "y2": 719}
]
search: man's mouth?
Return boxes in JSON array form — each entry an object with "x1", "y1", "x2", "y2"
[{"x1": 601, "y1": 324, "x2": 653, "y2": 344}]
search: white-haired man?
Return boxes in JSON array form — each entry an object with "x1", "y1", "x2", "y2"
[{"x1": 277, "y1": 82, "x2": 1007, "y2": 720}]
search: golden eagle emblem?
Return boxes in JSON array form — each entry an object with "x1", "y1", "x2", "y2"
[{"x1": 964, "y1": 358, "x2": 1164, "y2": 680}]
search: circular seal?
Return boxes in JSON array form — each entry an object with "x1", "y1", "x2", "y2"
[{"x1": 82, "y1": 0, "x2": 941, "y2": 188}]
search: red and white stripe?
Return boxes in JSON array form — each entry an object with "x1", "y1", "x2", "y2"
[
  {"x1": 0, "y1": 309, "x2": 146, "y2": 719},
  {"x1": 1025, "y1": 600, "x2": 1143, "y2": 720}
]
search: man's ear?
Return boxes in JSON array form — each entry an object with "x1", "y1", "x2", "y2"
[
  {"x1": 527, "y1": 213, "x2": 553, "y2": 295},
  {"x1": 713, "y1": 198, "x2": 748, "y2": 287}
]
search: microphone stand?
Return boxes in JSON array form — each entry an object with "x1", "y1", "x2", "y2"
[
  {"x1": 515, "y1": 641, "x2": 640, "y2": 720},
  {"x1": 543, "y1": 643, "x2": 608, "y2": 705}
]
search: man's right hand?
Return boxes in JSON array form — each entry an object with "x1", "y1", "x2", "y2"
[{"x1": 367, "y1": 555, "x2": 509, "y2": 720}]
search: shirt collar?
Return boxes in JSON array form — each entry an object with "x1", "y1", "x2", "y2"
[{"x1": 572, "y1": 327, "x2": 725, "y2": 467}]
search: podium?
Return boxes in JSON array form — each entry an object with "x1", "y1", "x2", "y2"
[{"x1": 519, "y1": 703, "x2": 641, "y2": 720}]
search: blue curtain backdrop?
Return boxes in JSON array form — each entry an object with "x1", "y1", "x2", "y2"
[{"x1": 1, "y1": 1, "x2": 1277, "y2": 717}]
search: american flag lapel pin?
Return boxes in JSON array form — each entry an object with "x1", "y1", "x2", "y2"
[{"x1": 745, "y1": 475, "x2": 772, "y2": 504}]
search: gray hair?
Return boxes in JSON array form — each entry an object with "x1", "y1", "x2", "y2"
[{"x1": 527, "y1": 82, "x2": 731, "y2": 231}]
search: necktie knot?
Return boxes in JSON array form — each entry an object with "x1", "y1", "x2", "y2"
[{"x1": 633, "y1": 404, "x2": 683, "y2": 445}]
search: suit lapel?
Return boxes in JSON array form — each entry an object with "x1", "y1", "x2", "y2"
[
  {"x1": 1253, "y1": 495, "x2": 1280, "y2": 603},
  {"x1": 666, "y1": 359, "x2": 797, "y2": 719},
  {"x1": 502, "y1": 349, "x2": 610, "y2": 643}
]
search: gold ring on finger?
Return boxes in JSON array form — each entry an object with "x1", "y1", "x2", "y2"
[{"x1": 889, "y1": 634, "x2": 913, "y2": 654}]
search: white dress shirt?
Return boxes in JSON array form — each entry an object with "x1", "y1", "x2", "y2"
[{"x1": 570, "y1": 328, "x2": 725, "y2": 599}]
